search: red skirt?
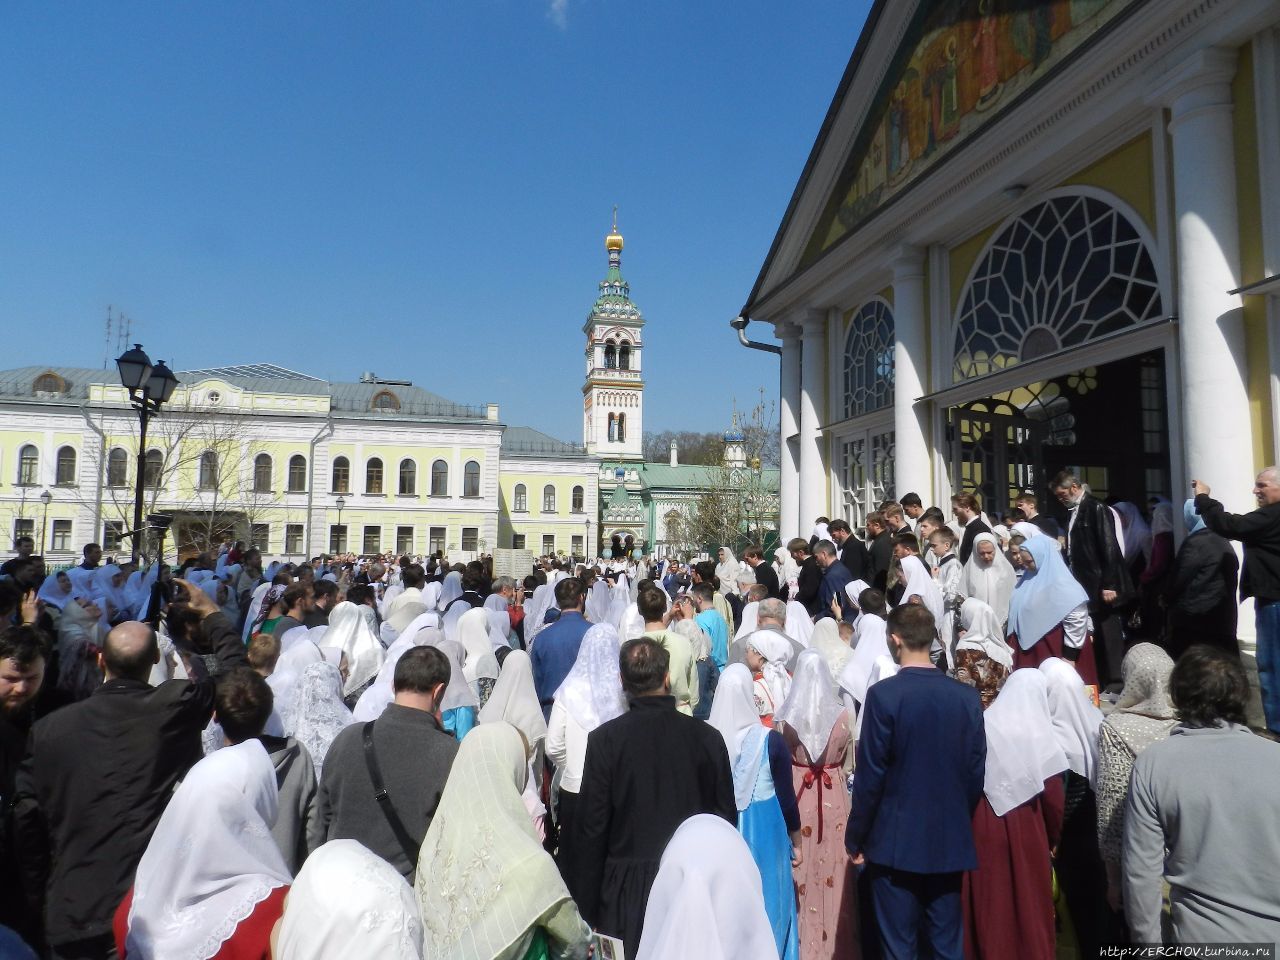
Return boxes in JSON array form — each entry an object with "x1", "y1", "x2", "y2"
[{"x1": 1008, "y1": 624, "x2": 1099, "y2": 688}]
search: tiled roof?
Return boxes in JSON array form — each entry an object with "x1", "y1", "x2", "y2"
[{"x1": 501, "y1": 426, "x2": 589, "y2": 457}]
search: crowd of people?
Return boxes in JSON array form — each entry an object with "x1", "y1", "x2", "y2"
[{"x1": 1, "y1": 465, "x2": 1279, "y2": 958}]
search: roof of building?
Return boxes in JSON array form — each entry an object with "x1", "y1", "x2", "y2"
[
  {"x1": 500, "y1": 426, "x2": 589, "y2": 458},
  {"x1": 179, "y1": 363, "x2": 321, "y2": 381},
  {"x1": 636, "y1": 461, "x2": 782, "y2": 491}
]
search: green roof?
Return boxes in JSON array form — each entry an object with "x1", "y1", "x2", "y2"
[{"x1": 637, "y1": 462, "x2": 781, "y2": 491}]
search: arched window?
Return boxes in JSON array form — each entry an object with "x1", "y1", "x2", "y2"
[
  {"x1": 55, "y1": 446, "x2": 77, "y2": 485},
  {"x1": 463, "y1": 460, "x2": 480, "y2": 497},
  {"x1": 953, "y1": 194, "x2": 1163, "y2": 382},
  {"x1": 843, "y1": 299, "x2": 895, "y2": 418},
  {"x1": 366, "y1": 457, "x2": 384, "y2": 495},
  {"x1": 542, "y1": 484, "x2": 556, "y2": 513},
  {"x1": 604, "y1": 341, "x2": 617, "y2": 369},
  {"x1": 513, "y1": 483, "x2": 527, "y2": 511},
  {"x1": 618, "y1": 343, "x2": 631, "y2": 370},
  {"x1": 607, "y1": 413, "x2": 617, "y2": 442},
  {"x1": 144, "y1": 449, "x2": 163, "y2": 488},
  {"x1": 198, "y1": 451, "x2": 218, "y2": 491},
  {"x1": 253, "y1": 453, "x2": 273, "y2": 493},
  {"x1": 399, "y1": 458, "x2": 416, "y2": 495},
  {"x1": 371, "y1": 390, "x2": 400, "y2": 412},
  {"x1": 287, "y1": 454, "x2": 307, "y2": 493},
  {"x1": 331, "y1": 456, "x2": 350, "y2": 493},
  {"x1": 32, "y1": 371, "x2": 66, "y2": 395},
  {"x1": 107, "y1": 448, "x2": 129, "y2": 488},
  {"x1": 16, "y1": 445, "x2": 37, "y2": 486},
  {"x1": 572, "y1": 485, "x2": 584, "y2": 512},
  {"x1": 617, "y1": 413, "x2": 627, "y2": 443},
  {"x1": 430, "y1": 459, "x2": 448, "y2": 496}
]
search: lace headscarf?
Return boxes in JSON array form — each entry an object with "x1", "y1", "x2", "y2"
[
  {"x1": 775, "y1": 649, "x2": 844, "y2": 763},
  {"x1": 551, "y1": 623, "x2": 626, "y2": 732},
  {"x1": 284, "y1": 661, "x2": 355, "y2": 778},
  {"x1": 125, "y1": 740, "x2": 291, "y2": 960},
  {"x1": 808, "y1": 617, "x2": 852, "y2": 678},
  {"x1": 414, "y1": 723, "x2": 582, "y2": 960},
  {"x1": 277, "y1": 839, "x2": 422, "y2": 959},
  {"x1": 1108, "y1": 642, "x2": 1177, "y2": 755}
]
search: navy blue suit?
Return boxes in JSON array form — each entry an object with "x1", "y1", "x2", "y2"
[
  {"x1": 846, "y1": 665, "x2": 985, "y2": 960},
  {"x1": 530, "y1": 611, "x2": 591, "y2": 718},
  {"x1": 815, "y1": 560, "x2": 854, "y2": 622}
]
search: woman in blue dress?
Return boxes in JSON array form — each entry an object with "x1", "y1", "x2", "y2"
[
  {"x1": 428, "y1": 636, "x2": 478, "y2": 740},
  {"x1": 708, "y1": 663, "x2": 801, "y2": 960}
]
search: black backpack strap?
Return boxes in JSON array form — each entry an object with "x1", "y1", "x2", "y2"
[{"x1": 361, "y1": 721, "x2": 420, "y2": 869}]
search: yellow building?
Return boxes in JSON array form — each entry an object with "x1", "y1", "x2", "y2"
[{"x1": 0, "y1": 363, "x2": 599, "y2": 562}]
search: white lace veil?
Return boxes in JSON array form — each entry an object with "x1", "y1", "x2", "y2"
[
  {"x1": 551, "y1": 623, "x2": 626, "y2": 732},
  {"x1": 284, "y1": 661, "x2": 355, "y2": 777}
]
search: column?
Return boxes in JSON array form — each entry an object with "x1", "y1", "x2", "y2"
[
  {"x1": 1150, "y1": 48, "x2": 1255, "y2": 513},
  {"x1": 798, "y1": 309, "x2": 828, "y2": 531},
  {"x1": 776, "y1": 321, "x2": 802, "y2": 542},
  {"x1": 892, "y1": 246, "x2": 932, "y2": 505}
]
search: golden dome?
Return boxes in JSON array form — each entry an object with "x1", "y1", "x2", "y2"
[{"x1": 606, "y1": 206, "x2": 624, "y2": 251}]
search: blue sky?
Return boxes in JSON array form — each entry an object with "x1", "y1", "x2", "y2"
[{"x1": 2, "y1": 1, "x2": 870, "y2": 442}]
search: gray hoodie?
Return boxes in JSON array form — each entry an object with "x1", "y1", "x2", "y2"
[{"x1": 260, "y1": 734, "x2": 323, "y2": 874}]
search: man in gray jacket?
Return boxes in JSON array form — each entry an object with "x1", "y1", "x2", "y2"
[
  {"x1": 215, "y1": 667, "x2": 322, "y2": 873},
  {"x1": 1124, "y1": 645, "x2": 1280, "y2": 944},
  {"x1": 317, "y1": 646, "x2": 458, "y2": 879}
]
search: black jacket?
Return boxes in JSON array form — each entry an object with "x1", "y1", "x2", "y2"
[
  {"x1": 838, "y1": 536, "x2": 872, "y2": 582},
  {"x1": 1196, "y1": 494, "x2": 1280, "y2": 602},
  {"x1": 868, "y1": 531, "x2": 893, "y2": 593},
  {"x1": 958, "y1": 517, "x2": 992, "y2": 566},
  {"x1": 564, "y1": 695, "x2": 734, "y2": 954},
  {"x1": 1166, "y1": 529, "x2": 1239, "y2": 617},
  {"x1": 1064, "y1": 495, "x2": 1133, "y2": 610},
  {"x1": 13, "y1": 611, "x2": 247, "y2": 945},
  {"x1": 749, "y1": 560, "x2": 780, "y2": 599},
  {"x1": 794, "y1": 556, "x2": 824, "y2": 616}
]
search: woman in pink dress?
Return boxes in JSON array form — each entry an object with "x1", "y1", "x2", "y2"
[{"x1": 775, "y1": 650, "x2": 860, "y2": 960}]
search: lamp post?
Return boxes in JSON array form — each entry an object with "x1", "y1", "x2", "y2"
[
  {"x1": 584, "y1": 516, "x2": 590, "y2": 561},
  {"x1": 116, "y1": 344, "x2": 179, "y2": 564},
  {"x1": 39, "y1": 489, "x2": 52, "y2": 555},
  {"x1": 335, "y1": 495, "x2": 346, "y2": 552}
]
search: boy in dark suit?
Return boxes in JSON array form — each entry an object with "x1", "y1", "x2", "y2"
[{"x1": 846, "y1": 604, "x2": 985, "y2": 960}]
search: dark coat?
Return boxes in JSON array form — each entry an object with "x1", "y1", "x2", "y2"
[
  {"x1": 1164, "y1": 529, "x2": 1239, "y2": 656},
  {"x1": 839, "y1": 536, "x2": 872, "y2": 582},
  {"x1": 1065, "y1": 495, "x2": 1133, "y2": 610},
  {"x1": 794, "y1": 555, "x2": 824, "y2": 616},
  {"x1": 869, "y1": 531, "x2": 893, "y2": 593},
  {"x1": 1195, "y1": 494, "x2": 1280, "y2": 602},
  {"x1": 317, "y1": 703, "x2": 458, "y2": 881},
  {"x1": 749, "y1": 560, "x2": 781, "y2": 599},
  {"x1": 564, "y1": 695, "x2": 735, "y2": 955},
  {"x1": 958, "y1": 517, "x2": 993, "y2": 566},
  {"x1": 13, "y1": 612, "x2": 247, "y2": 945},
  {"x1": 847, "y1": 667, "x2": 985, "y2": 874}
]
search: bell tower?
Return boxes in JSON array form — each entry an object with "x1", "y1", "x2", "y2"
[{"x1": 582, "y1": 210, "x2": 644, "y2": 460}]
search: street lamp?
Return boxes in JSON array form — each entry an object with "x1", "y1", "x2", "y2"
[
  {"x1": 116, "y1": 344, "x2": 179, "y2": 564},
  {"x1": 584, "y1": 516, "x2": 590, "y2": 560},
  {"x1": 335, "y1": 496, "x2": 346, "y2": 552},
  {"x1": 39, "y1": 489, "x2": 52, "y2": 554}
]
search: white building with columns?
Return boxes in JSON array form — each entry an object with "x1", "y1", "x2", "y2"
[{"x1": 737, "y1": 0, "x2": 1279, "y2": 550}]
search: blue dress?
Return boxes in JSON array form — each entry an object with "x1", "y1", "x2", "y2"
[
  {"x1": 442, "y1": 705, "x2": 475, "y2": 741},
  {"x1": 734, "y1": 725, "x2": 800, "y2": 960}
]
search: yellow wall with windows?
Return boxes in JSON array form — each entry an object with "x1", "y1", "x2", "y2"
[
  {"x1": 498, "y1": 472, "x2": 591, "y2": 519},
  {"x1": 326, "y1": 444, "x2": 491, "y2": 496}
]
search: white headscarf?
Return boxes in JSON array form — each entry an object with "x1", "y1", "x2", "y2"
[
  {"x1": 386, "y1": 600, "x2": 429, "y2": 639},
  {"x1": 36, "y1": 571, "x2": 75, "y2": 610},
  {"x1": 731, "y1": 600, "x2": 757, "y2": 640},
  {"x1": 1008, "y1": 536, "x2": 1088, "y2": 651},
  {"x1": 776, "y1": 649, "x2": 844, "y2": 763},
  {"x1": 1011, "y1": 520, "x2": 1044, "y2": 543},
  {"x1": 477, "y1": 650, "x2": 547, "y2": 748},
  {"x1": 1113, "y1": 502, "x2": 1153, "y2": 562},
  {"x1": 322, "y1": 601, "x2": 385, "y2": 698},
  {"x1": 1039, "y1": 658, "x2": 1104, "y2": 785},
  {"x1": 457, "y1": 608, "x2": 501, "y2": 683},
  {"x1": 352, "y1": 627, "x2": 438, "y2": 722},
  {"x1": 606, "y1": 579, "x2": 631, "y2": 631},
  {"x1": 746, "y1": 629, "x2": 792, "y2": 708},
  {"x1": 552, "y1": 623, "x2": 626, "y2": 733},
  {"x1": 523, "y1": 584, "x2": 554, "y2": 645},
  {"x1": 983, "y1": 669, "x2": 1069, "y2": 816},
  {"x1": 773, "y1": 547, "x2": 800, "y2": 588},
  {"x1": 426, "y1": 636, "x2": 480, "y2": 711},
  {"x1": 958, "y1": 532, "x2": 1017, "y2": 625},
  {"x1": 707, "y1": 663, "x2": 767, "y2": 811},
  {"x1": 584, "y1": 579, "x2": 611, "y2": 623},
  {"x1": 956, "y1": 597, "x2": 1014, "y2": 671},
  {"x1": 437, "y1": 571, "x2": 464, "y2": 611},
  {"x1": 897, "y1": 555, "x2": 945, "y2": 626},
  {"x1": 714, "y1": 548, "x2": 741, "y2": 595},
  {"x1": 784, "y1": 600, "x2": 813, "y2": 647},
  {"x1": 277, "y1": 839, "x2": 422, "y2": 960},
  {"x1": 853, "y1": 655, "x2": 898, "y2": 740},
  {"x1": 283, "y1": 661, "x2": 354, "y2": 778},
  {"x1": 420, "y1": 580, "x2": 443, "y2": 611},
  {"x1": 838, "y1": 614, "x2": 890, "y2": 705},
  {"x1": 415, "y1": 723, "x2": 582, "y2": 960},
  {"x1": 268, "y1": 633, "x2": 324, "y2": 716},
  {"x1": 126, "y1": 739, "x2": 290, "y2": 960},
  {"x1": 809, "y1": 617, "x2": 852, "y2": 677},
  {"x1": 634, "y1": 814, "x2": 778, "y2": 960}
]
